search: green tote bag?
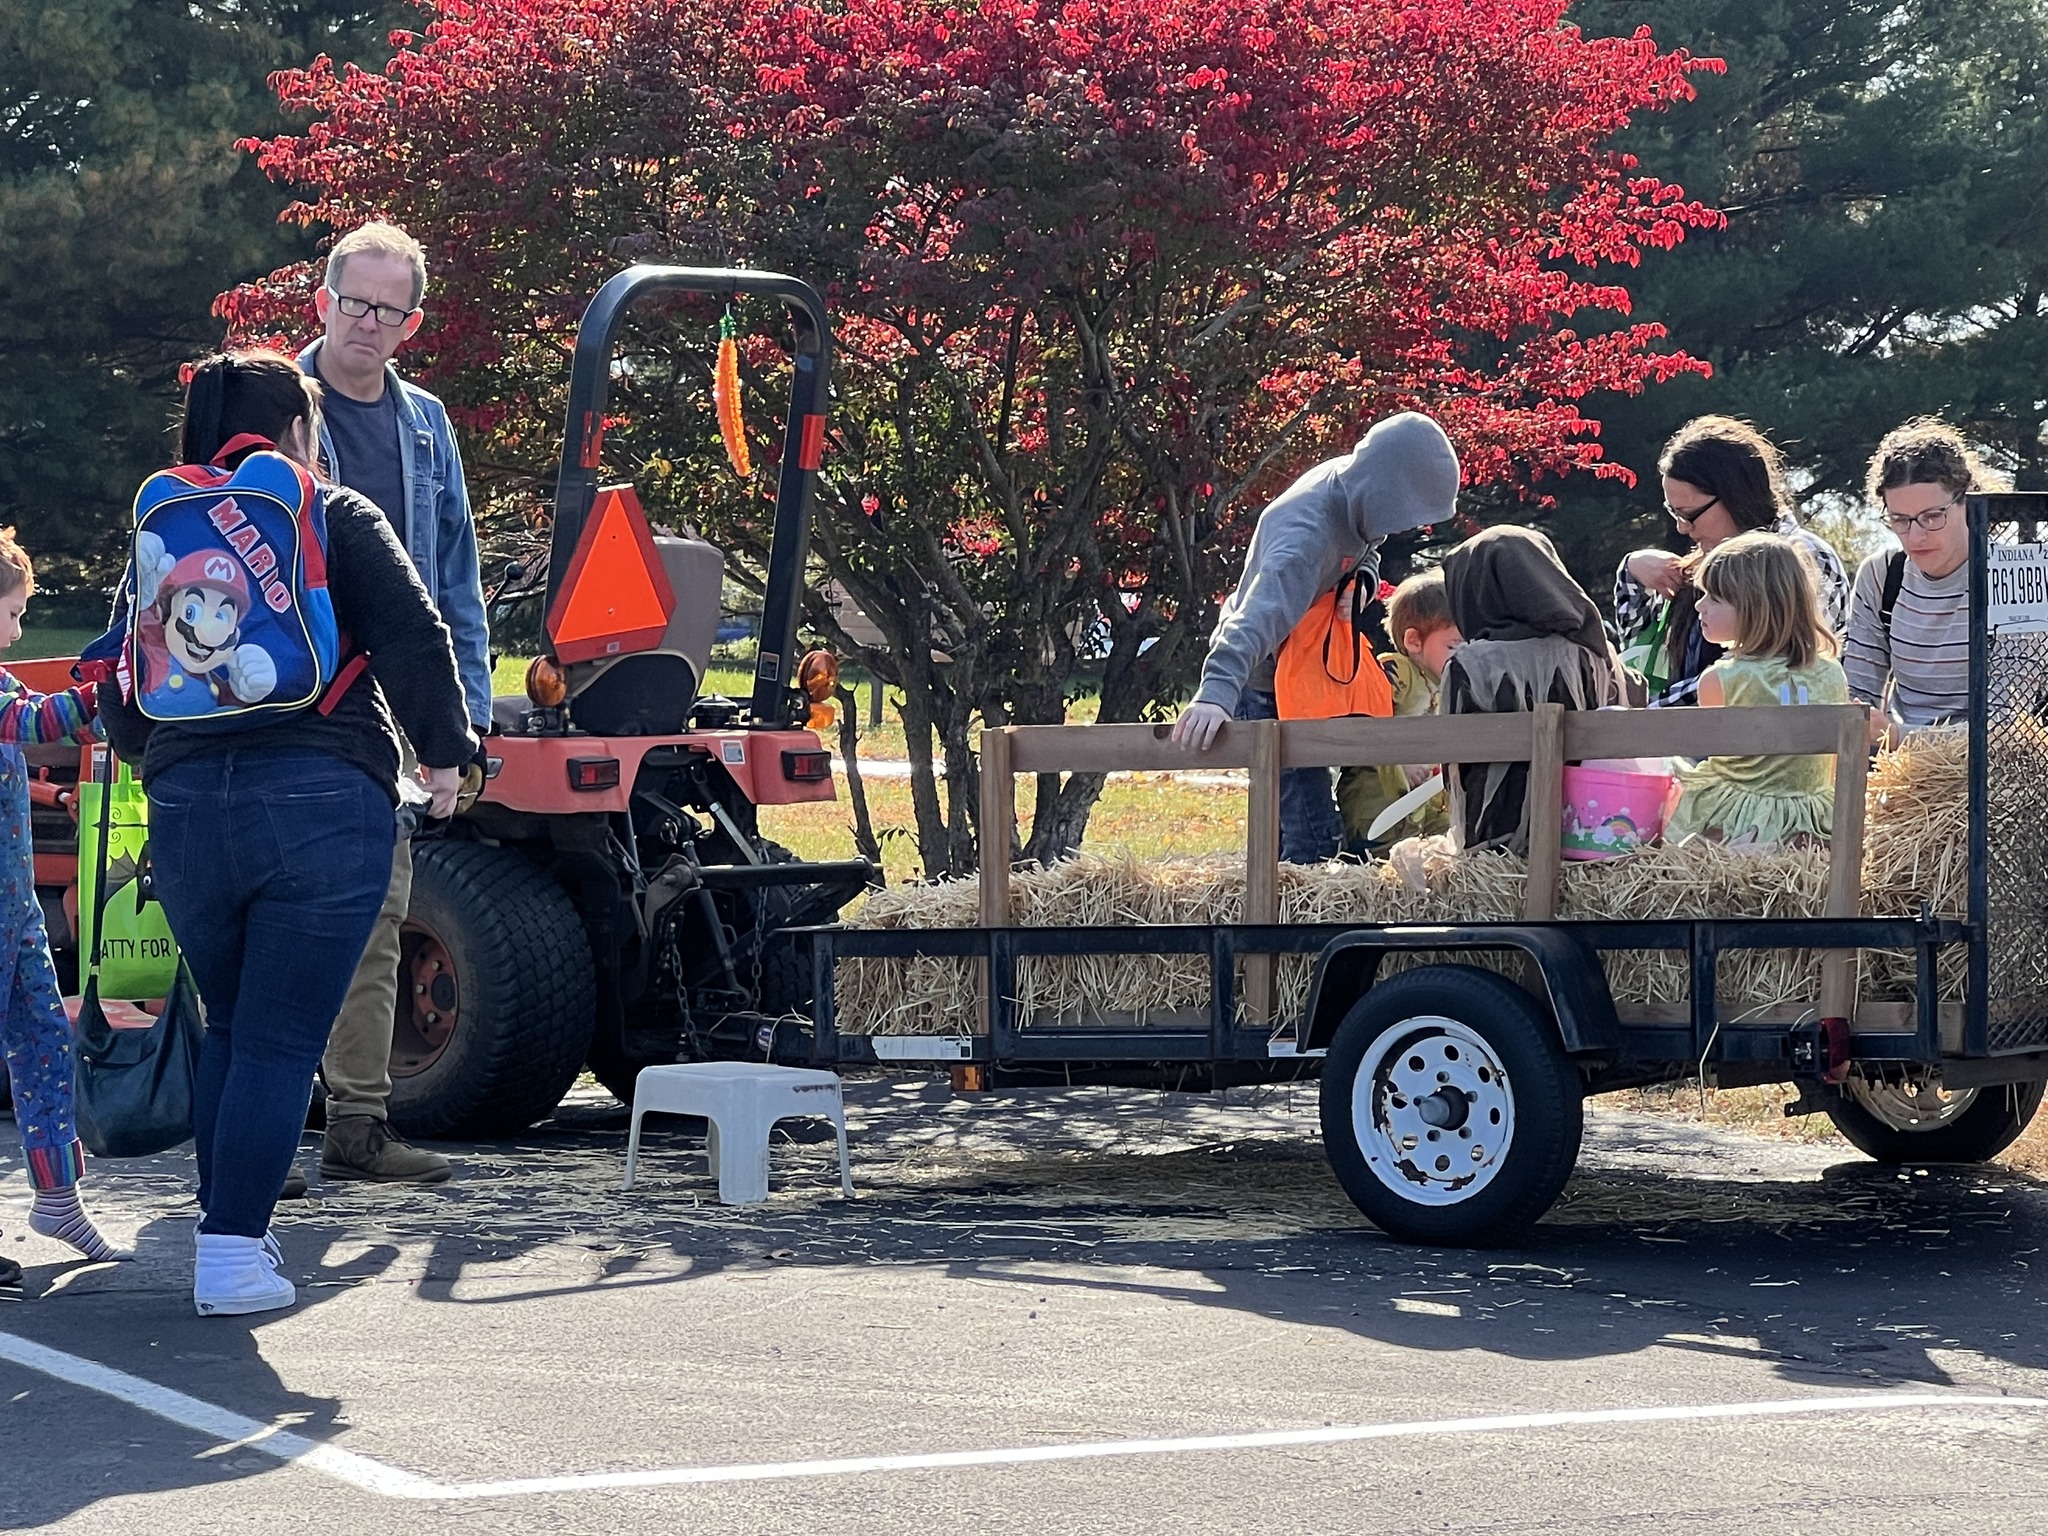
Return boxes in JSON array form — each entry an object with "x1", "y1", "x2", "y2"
[{"x1": 76, "y1": 750, "x2": 180, "y2": 1000}]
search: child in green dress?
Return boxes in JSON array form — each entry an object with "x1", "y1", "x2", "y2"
[{"x1": 1664, "y1": 530, "x2": 1848, "y2": 850}]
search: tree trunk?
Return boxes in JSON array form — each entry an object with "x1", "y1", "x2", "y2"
[
  {"x1": 834, "y1": 682, "x2": 882, "y2": 865},
  {"x1": 1023, "y1": 770, "x2": 1108, "y2": 865},
  {"x1": 895, "y1": 680, "x2": 954, "y2": 881}
]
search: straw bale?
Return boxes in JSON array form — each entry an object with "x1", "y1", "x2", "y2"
[{"x1": 838, "y1": 729, "x2": 1986, "y2": 1035}]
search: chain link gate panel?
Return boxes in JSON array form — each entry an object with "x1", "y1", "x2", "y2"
[{"x1": 1972, "y1": 494, "x2": 2048, "y2": 1054}]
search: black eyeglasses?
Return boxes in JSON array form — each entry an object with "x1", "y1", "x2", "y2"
[
  {"x1": 1883, "y1": 493, "x2": 1962, "y2": 536},
  {"x1": 328, "y1": 288, "x2": 418, "y2": 328},
  {"x1": 1665, "y1": 496, "x2": 1720, "y2": 528}
]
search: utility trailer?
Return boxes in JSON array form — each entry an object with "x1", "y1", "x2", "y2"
[{"x1": 801, "y1": 490, "x2": 2048, "y2": 1245}]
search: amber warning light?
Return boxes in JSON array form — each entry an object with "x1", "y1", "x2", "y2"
[
  {"x1": 799, "y1": 650, "x2": 839, "y2": 730},
  {"x1": 546, "y1": 485, "x2": 677, "y2": 664}
]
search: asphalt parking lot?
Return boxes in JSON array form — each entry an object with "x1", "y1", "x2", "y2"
[{"x1": 3, "y1": 1079, "x2": 2047, "y2": 1534}]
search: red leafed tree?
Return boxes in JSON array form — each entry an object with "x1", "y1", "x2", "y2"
[{"x1": 224, "y1": 0, "x2": 1720, "y2": 876}]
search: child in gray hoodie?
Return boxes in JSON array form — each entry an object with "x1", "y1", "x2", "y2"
[{"x1": 1173, "y1": 412, "x2": 1461, "y2": 861}]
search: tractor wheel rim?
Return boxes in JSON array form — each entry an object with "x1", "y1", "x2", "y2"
[
  {"x1": 1847, "y1": 1075, "x2": 1978, "y2": 1133},
  {"x1": 391, "y1": 920, "x2": 460, "y2": 1078},
  {"x1": 1353, "y1": 1015, "x2": 1515, "y2": 1207}
]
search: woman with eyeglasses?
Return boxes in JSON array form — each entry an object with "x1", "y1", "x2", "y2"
[
  {"x1": 1843, "y1": 417, "x2": 2000, "y2": 740},
  {"x1": 1612, "y1": 416, "x2": 1850, "y2": 707}
]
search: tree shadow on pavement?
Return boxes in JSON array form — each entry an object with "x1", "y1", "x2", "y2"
[
  {"x1": 0, "y1": 1192, "x2": 347, "y2": 1531},
  {"x1": 1, "y1": 1077, "x2": 2044, "y2": 1522}
]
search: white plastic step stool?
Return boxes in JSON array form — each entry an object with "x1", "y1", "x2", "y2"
[{"x1": 620, "y1": 1062, "x2": 853, "y2": 1204}]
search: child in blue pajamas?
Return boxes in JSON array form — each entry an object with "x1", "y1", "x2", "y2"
[{"x1": 0, "y1": 530, "x2": 123, "y2": 1283}]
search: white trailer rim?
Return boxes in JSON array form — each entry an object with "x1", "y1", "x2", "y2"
[
  {"x1": 1352, "y1": 1015, "x2": 1516, "y2": 1207},
  {"x1": 1846, "y1": 1076, "x2": 1979, "y2": 1133}
]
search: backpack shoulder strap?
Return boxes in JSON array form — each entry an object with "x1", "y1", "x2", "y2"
[
  {"x1": 1879, "y1": 549, "x2": 1908, "y2": 641},
  {"x1": 315, "y1": 653, "x2": 369, "y2": 717}
]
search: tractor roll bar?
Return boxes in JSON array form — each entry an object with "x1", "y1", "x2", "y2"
[{"x1": 549, "y1": 264, "x2": 832, "y2": 728}]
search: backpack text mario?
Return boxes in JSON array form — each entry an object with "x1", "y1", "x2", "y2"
[{"x1": 91, "y1": 439, "x2": 345, "y2": 730}]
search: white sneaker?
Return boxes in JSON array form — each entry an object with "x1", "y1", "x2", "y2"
[
  {"x1": 191, "y1": 1228, "x2": 284, "y2": 1267},
  {"x1": 186, "y1": 1236, "x2": 282, "y2": 1269},
  {"x1": 193, "y1": 1233, "x2": 296, "y2": 1318}
]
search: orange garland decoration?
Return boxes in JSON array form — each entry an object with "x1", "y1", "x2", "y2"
[{"x1": 714, "y1": 312, "x2": 751, "y2": 478}]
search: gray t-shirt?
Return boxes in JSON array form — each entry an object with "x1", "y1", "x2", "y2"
[
  {"x1": 320, "y1": 383, "x2": 406, "y2": 539},
  {"x1": 1841, "y1": 550, "x2": 1970, "y2": 727}
]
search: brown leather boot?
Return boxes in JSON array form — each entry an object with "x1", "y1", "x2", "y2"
[{"x1": 320, "y1": 1115, "x2": 453, "y2": 1184}]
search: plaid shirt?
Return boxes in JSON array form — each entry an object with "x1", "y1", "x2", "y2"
[{"x1": 1612, "y1": 519, "x2": 1851, "y2": 708}]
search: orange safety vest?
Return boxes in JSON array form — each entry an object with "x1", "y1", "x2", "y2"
[{"x1": 1273, "y1": 572, "x2": 1395, "y2": 721}]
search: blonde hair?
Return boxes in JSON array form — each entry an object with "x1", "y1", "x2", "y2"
[
  {"x1": 0, "y1": 528, "x2": 35, "y2": 599},
  {"x1": 1865, "y1": 415, "x2": 2006, "y2": 503},
  {"x1": 1695, "y1": 531, "x2": 1835, "y2": 670},
  {"x1": 325, "y1": 220, "x2": 427, "y2": 311},
  {"x1": 1385, "y1": 568, "x2": 1453, "y2": 646}
]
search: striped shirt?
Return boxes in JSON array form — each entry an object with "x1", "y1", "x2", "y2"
[
  {"x1": 0, "y1": 668, "x2": 96, "y2": 743},
  {"x1": 1841, "y1": 551, "x2": 1969, "y2": 727}
]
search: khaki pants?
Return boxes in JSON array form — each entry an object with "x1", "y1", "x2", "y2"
[{"x1": 323, "y1": 836, "x2": 412, "y2": 1124}]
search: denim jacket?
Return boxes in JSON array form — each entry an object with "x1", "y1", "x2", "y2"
[{"x1": 298, "y1": 340, "x2": 492, "y2": 730}]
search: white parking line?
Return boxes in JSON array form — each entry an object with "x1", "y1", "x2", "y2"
[
  {"x1": 0, "y1": 1330, "x2": 439, "y2": 1498},
  {"x1": 3, "y1": 1326, "x2": 2043, "y2": 1501}
]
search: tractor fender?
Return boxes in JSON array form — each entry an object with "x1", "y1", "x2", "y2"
[{"x1": 1299, "y1": 925, "x2": 1622, "y2": 1058}]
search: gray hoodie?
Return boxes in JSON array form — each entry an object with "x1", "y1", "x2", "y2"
[{"x1": 1192, "y1": 412, "x2": 1461, "y2": 714}]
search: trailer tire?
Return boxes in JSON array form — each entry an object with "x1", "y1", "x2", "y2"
[
  {"x1": 1319, "y1": 965, "x2": 1582, "y2": 1247},
  {"x1": 386, "y1": 841, "x2": 596, "y2": 1139},
  {"x1": 1826, "y1": 1077, "x2": 2044, "y2": 1165}
]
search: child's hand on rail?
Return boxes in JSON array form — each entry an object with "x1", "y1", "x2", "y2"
[{"x1": 1172, "y1": 702, "x2": 1230, "y2": 751}]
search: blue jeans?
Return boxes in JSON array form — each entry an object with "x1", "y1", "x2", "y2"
[
  {"x1": 1233, "y1": 687, "x2": 1342, "y2": 864},
  {"x1": 148, "y1": 749, "x2": 395, "y2": 1237}
]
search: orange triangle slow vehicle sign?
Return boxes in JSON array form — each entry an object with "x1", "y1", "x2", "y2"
[{"x1": 546, "y1": 485, "x2": 677, "y2": 664}]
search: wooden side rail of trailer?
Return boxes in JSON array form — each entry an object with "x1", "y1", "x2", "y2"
[{"x1": 977, "y1": 704, "x2": 1874, "y2": 1026}]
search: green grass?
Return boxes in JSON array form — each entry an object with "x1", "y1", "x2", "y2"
[
  {"x1": 493, "y1": 653, "x2": 1103, "y2": 766},
  {"x1": 12, "y1": 626, "x2": 101, "y2": 662},
  {"x1": 759, "y1": 771, "x2": 1246, "y2": 885},
  {"x1": 495, "y1": 650, "x2": 1199, "y2": 882}
]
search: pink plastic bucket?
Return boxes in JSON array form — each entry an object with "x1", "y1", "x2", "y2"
[{"x1": 1560, "y1": 764, "x2": 1675, "y2": 861}]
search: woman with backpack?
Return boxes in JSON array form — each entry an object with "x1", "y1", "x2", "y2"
[
  {"x1": 98, "y1": 351, "x2": 476, "y2": 1317},
  {"x1": 1842, "y1": 417, "x2": 1994, "y2": 741},
  {"x1": 1613, "y1": 416, "x2": 1850, "y2": 706}
]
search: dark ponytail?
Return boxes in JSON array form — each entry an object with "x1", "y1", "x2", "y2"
[{"x1": 177, "y1": 351, "x2": 323, "y2": 468}]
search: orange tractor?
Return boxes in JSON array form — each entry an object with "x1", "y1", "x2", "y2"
[{"x1": 28, "y1": 266, "x2": 875, "y2": 1135}]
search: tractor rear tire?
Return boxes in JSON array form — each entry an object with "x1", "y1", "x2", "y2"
[
  {"x1": 586, "y1": 1035, "x2": 667, "y2": 1110},
  {"x1": 385, "y1": 840, "x2": 596, "y2": 1139},
  {"x1": 1826, "y1": 1077, "x2": 2044, "y2": 1165}
]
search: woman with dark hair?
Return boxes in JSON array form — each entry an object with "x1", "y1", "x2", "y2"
[
  {"x1": 99, "y1": 351, "x2": 476, "y2": 1317},
  {"x1": 1612, "y1": 416, "x2": 1849, "y2": 707}
]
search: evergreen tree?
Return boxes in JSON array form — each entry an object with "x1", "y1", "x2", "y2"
[
  {"x1": 1555, "y1": 0, "x2": 2048, "y2": 588},
  {"x1": 0, "y1": 1, "x2": 407, "y2": 613}
]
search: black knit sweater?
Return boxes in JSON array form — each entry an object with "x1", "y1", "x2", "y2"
[{"x1": 100, "y1": 484, "x2": 477, "y2": 801}]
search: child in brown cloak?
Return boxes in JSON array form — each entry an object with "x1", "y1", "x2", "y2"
[{"x1": 1440, "y1": 525, "x2": 1621, "y2": 855}]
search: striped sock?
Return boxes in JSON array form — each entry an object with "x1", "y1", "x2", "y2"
[{"x1": 28, "y1": 1186, "x2": 130, "y2": 1263}]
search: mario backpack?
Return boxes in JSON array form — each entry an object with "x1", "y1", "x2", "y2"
[{"x1": 89, "y1": 435, "x2": 347, "y2": 730}]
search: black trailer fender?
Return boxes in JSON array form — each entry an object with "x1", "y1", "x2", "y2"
[{"x1": 1299, "y1": 926, "x2": 1622, "y2": 1058}]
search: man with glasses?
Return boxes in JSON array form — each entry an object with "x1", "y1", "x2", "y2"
[
  {"x1": 1844, "y1": 417, "x2": 1994, "y2": 742},
  {"x1": 294, "y1": 221, "x2": 492, "y2": 1187}
]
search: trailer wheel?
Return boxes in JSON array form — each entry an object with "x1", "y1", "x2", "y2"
[
  {"x1": 385, "y1": 841, "x2": 596, "y2": 1139},
  {"x1": 1826, "y1": 1076, "x2": 2044, "y2": 1165},
  {"x1": 1319, "y1": 965, "x2": 1582, "y2": 1246}
]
